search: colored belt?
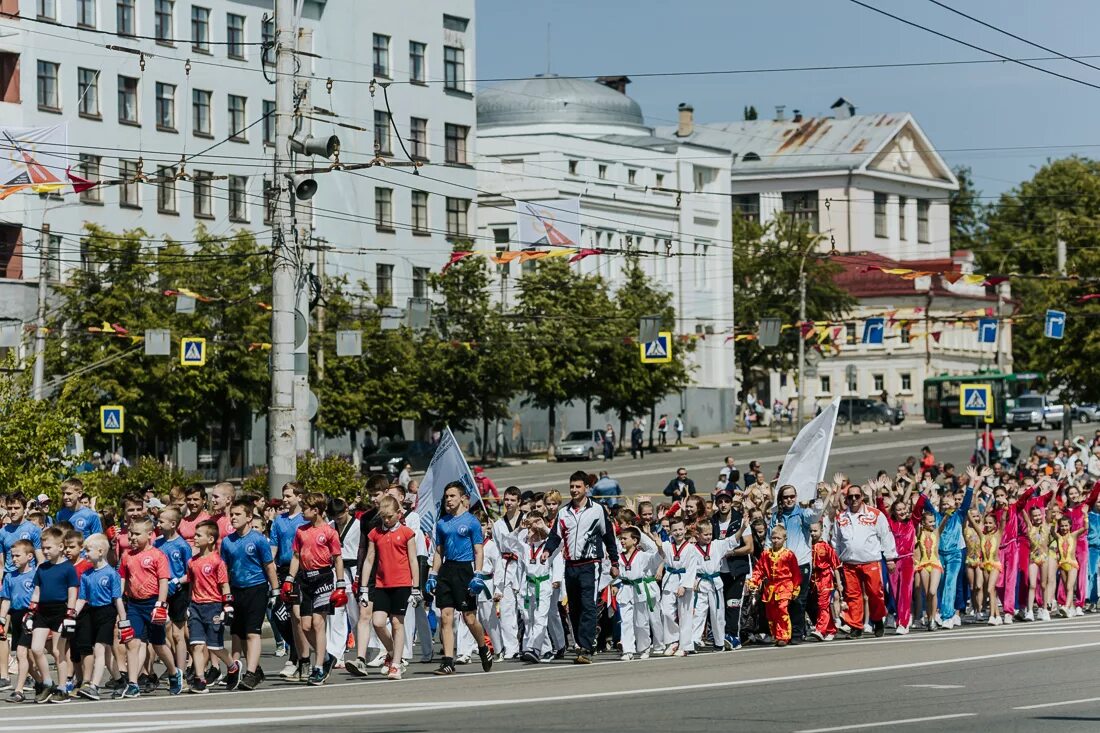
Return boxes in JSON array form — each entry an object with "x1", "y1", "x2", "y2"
[
  {"x1": 501, "y1": 553, "x2": 518, "y2": 561},
  {"x1": 525, "y1": 573, "x2": 551, "y2": 609},
  {"x1": 664, "y1": 565, "x2": 685, "y2": 575},
  {"x1": 622, "y1": 576, "x2": 658, "y2": 612},
  {"x1": 698, "y1": 571, "x2": 721, "y2": 583}
]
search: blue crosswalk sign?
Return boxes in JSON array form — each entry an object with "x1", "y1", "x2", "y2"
[
  {"x1": 640, "y1": 331, "x2": 672, "y2": 363},
  {"x1": 180, "y1": 337, "x2": 207, "y2": 366},
  {"x1": 959, "y1": 384, "x2": 991, "y2": 417},
  {"x1": 861, "y1": 317, "x2": 885, "y2": 345},
  {"x1": 1044, "y1": 310, "x2": 1065, "y2": 340},
  {"x1": 100, "y1": 406, "x2": 124, "y2": 434},
  {"x1": 978, "y1": 318, "x2": 998, "y2": 344}
]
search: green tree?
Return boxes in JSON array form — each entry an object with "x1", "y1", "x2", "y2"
[
  {"x1": 949, "y1": 165, "x2": 984, "y2": 251},
  {"x1": 743, "y1": 105, "x2": 758, "y2": 121},
  {"x1": 731, "y1": 216, "x2": 856, "y2": 403}
]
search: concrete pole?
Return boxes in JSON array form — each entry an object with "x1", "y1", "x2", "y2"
[
  {"x1": 797, "y1": 269, "x2": 806, "y2": 429},
  {"x1": 31, "y1": 223, "x2": 49, "y2": 400}
]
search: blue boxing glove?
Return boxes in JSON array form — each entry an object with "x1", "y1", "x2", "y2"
[
  {"x1": 425, "y1": 574, "x2": 437, "y2": 595},
  {"x1": 467, "y1": 573, "x2": 489, "y2": 598}
]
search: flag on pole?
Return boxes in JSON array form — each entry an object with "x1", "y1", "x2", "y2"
[
  {"x1": 776, "y1": 397, "x2": 841, "y2": 502},
  {"x1": 415, "y1": 426, "x2": 483, "y2": 541}
]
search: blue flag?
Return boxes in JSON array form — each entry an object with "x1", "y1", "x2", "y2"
[{"x1": 415, "y1": 427, "x2": 483, "y2": 541}]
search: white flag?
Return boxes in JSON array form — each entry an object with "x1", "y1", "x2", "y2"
[
  {"x1": 415, "y1": 427, "x2": 483, "y2": 540},
  {"x1": 776, "y1": 397, "x2": 841, "y2": 503},
  {"x1": 515, "y1": 197, "x2": 581, "y2": 248}
]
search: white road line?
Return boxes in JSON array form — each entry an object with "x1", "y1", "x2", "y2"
[
  {"x1": 0, "y1": 702, "x2": 417, "y2": 722},
  {"x1": 1013, "y1": 696, "x2": 1100, "y2": 710},
  {"x1": 793, "y1": 713, "x2": 977, "y2": 733},
  {"x1": 7, "y1": 708, "x2": 455, "y2": 732},
  {"x1": 906, "y1": 684, "x2": 965, "y2": 689}
]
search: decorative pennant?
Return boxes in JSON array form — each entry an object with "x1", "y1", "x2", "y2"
[
  {"x1": 568, "y1": 248, "x2": 603, "y2": 264},
  {"x1": 441, "y1": 251, "x2": 474, "y2": 272}
]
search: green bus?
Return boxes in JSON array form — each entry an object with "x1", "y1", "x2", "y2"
[{"x1": 923, "y1": 372, "x2": 1044, "y2": 427}]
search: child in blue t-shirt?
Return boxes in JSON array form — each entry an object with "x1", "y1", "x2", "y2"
[
  {"x1": 0, "y1": 538, "x2": 36, "y2": 703},
  {"x1": 73, "y1": 534, "x2": 126, "y2": 701},
  {"x1": 29, "y1": 526, "x2": 78, "y2": 703},
  {"x1": 155, "y1": 508, "x2": 193, "y2": 677}
]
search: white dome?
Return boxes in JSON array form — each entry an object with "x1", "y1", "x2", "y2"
[{"x1": 477, "y1": 75, "x2": 646, "y2": 130}]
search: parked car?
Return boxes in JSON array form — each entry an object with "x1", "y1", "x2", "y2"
[
  {"x1": 361, "y1": 439, "x2": 435, "y2": 474},
  {"x1": 1008, "y1": 393, "x2": 1064, "y2": 430},
  {"x1": 1072, "y1": 404, "x2": 1100, "y2": 423},
  {"x1": 835, "y1": 398, "x2": 905, "y2": 426},
  {"x1": 555, "y1": 430, "x2": 604, "y2": 461}
]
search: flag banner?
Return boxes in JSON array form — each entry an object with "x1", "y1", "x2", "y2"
[
  {"x1": 516, "y1": 197, "x2": 581, "y2": 248},
  {"x1": 415, "y1": 426, "x2": 483, "y2": 540},
  {"x1": 0, "y1": 125, "x2": 68, "y2": 200},
  {"x1": 777, "y1": 397, "x2": 841, "y2": 503}
]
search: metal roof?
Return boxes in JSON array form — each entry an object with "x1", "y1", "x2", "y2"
[{"x1": 478, "y1": 75, "x2": 647, "y2": 130}]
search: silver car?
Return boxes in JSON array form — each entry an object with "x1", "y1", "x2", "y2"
[{"x1": 555, "y1": 430, "x2": 603, "y2": 461}]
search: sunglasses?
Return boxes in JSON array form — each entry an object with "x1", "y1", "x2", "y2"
[{"x1": 845, "y1": 494, "x2": 862, "y2": 500}]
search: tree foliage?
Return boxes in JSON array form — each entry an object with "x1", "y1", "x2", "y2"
[{"x1": 949, "y1": 165, "x2": 984, "y2": 252}]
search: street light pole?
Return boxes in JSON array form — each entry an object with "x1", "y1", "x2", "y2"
[{"x1": 797, "y1": 268, "x2": 806, "y2": 428}]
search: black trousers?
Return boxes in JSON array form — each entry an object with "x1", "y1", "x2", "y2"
[
  {"x1": 720, "y1": 571, "x2": 745, "y2": 637},
  {"x1": 564, "y1": 562, "x2": 599, "y2": 653},
  {"x1": 790, "y1": 564, "x2": 812, "y2": 639}
]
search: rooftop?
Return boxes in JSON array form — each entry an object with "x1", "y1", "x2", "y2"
[
  {"x1": 477, "y1": 75, "x2": 647, "y2": 131},
  {"x1": 831, "y1": 252, "x2": 995, "y2": 301}
]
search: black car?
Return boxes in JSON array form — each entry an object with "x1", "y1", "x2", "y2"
[
  {"x1": 836, "y1": 398, "x2": 905, "y2": 426},
  {"x1": 361, "y1": 439, "x2": 435, "y2": 475}
]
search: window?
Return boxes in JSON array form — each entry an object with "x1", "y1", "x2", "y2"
[
  {"x1": 78, "y1": 154, "x2": 101, "y2": 203},
  {"x1": 192, "y1": 89, "x2": 211, "y2": 136},
  {"x1": 901, "y1": 372, "x2": 912, "y2": 391},
  {"x1": 36, "y1": 61, "x2": 59, "y2": 111},
  {"x1": 443, "y1": 14, "x2": 469, "y2": 32},
  {"x1": 191, "y1": 6, "x2": 210, "y2": 52},
  {"x1": 36, "y1": 0, "x2": 55, "y2": 21},
  {"x1": 820, "y1": 375, "x2": 831, "y2": 394},
  {"x1": 373, "y1": 34, "x2": 390, "y2": 77},
  {"x1": 0, "y1": 52, "x2": 19, "y2": 103},
  {"x1": 493, "y1": 227, "x2": 510, "y2": 275},
  {"x1": 873, "y1": 374, "x2": 884, "y2": 392},
  {"x1": 845, "y1": 323, "x2": 856, "y2": 345},
  {"x1": 77, "y1": 0, "x2": 96, "y2": 28},
  {"x1": 157, "y1": 165, "x2": 177, "y2": 213},
  {"x1": 228, "y1": 175, "x2": 248, "y2": 221},
  {"x1": 846, "y1": 369, "x2": 857, "y2": 393},
  {"x1": 262, "y1": 18, "x2": 274, "y2": 65},
  {"x1": 443, "y1": 46, "x2": 465, "y2": 92},
  {"x1": 78, "y1": 68, "x2": 100, "y2": 118},
  {"x1": 694, "y1": 241, "x2": 709, "y2": 288},
  {"x1": 116, "y1": 0, "x2": 134, "y2": 35},
  {"x1": 263, "y1": 100, "x2": 275, "y2": 145},
  {"x1": 444, "y1": 123, "x2": 468, "y2": 165},
  {"x1": 874, "y1": 192, "x2": 887, "y2": 238},
  {"x1": 628, "y1": 169, "x2": 637, "y2": 185},
  {"x1": 598, "y1": 164, "x2": 607, "y2": 179},
  {"x1": 409, "y1": 117, "x2": 428, "y2": 160},
  {"x1": 445, "y1": 197, "x2": 470, "y2": 238},
  {"x1": 655, "y1": 173, "x2": 664, "y2": 187},
  {"x1": 155, "y1": 0, "x2": 174, "y2": 43},
  {"x1": 227, "y1": 14, "x2": 245, "y2": 59},
  {"x1": 155, "y1": 82, "x2": 176, "y2": 130},
  {"x1": 193, "y1": 171, "x2": 213, "y2": 218},
  {"x1": 374, "y1": 110, "x2": 391, "y2": 155},
  {"x1": 118, "y1": 75, "x2": 138, "y2": 124},
  {"x1": 567, "y1": 160, "x2": 578, "y2": 176},
  {"x1": 693, "y1": 166, "x2": 718, "y2": 192},
  {"x1": 782, "y1": 191, "x2": 819, "y2": 232},
  {"x1": 375, "y1": 188, "x2": 393, "y2": 230},
  {"x1": 900, "y1": 322, "x2": 911, "y2": 343},
  {"x1": 375, "y1": 264, "x2": 394, "y2": 306},
  {"x1": 0, "y1": 224, "x2": 21, "y2": 279},
  {"x1": 412, "y1": 267, "x2": 429, "y2": 299},
  {"x1": 119, "y1": 159, "x2": 140, "y2": 208},
  {"x1": 899, "y1": 195, "x2": 907, "y2": 240},
  {"x1": 917, "y1": 199, "x2": 930, "y2": 242},
  {"x1": 732, "y1": 194, "x2": 759, "y2": 223},
  {"x1": 228, "y1": 94, "x2": 247, "y2": 141},
  {"x1": 409, "y1": 41, "x2": 426, "y2": 83},
  {"x1": 411, "y1": 190, "x2": 429, "y2": 233}
]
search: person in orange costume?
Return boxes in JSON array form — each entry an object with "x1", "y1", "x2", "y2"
[
  {"x1": 809, "y1": 522, "x2": 842, "y2": 640},
  {"x1": 746, "y1": 525, "x2": 801, "y2": 647}
]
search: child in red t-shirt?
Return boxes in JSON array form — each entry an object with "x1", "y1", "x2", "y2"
[
  {"x1": 285, "y1": 491, "x2": 345, "y2": 686},
  {"x1": 64, "y1": 530, "x2": 94, "y2": 578},
  {"x1": 363, "y1": 495, "x2": 419, "y2": 680},
  {"x1": 186, "y1": 520, "x2": 232, "y2": 693}
]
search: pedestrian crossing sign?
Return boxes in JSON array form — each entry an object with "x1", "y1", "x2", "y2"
[
  {"x1": 640, "y1": 331, "x2": 673, "y2": 363},
  {"x1": 959, "y1": 383, "x2": 991, "y2": 417},
  {"x1": 100, "y1": 405, "x2": 124, "y2": 434},
  {"x1": 180, "y1": 337, "x2": 206, "y2": 366}
]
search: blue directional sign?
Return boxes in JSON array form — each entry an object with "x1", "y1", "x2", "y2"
[
  {"x1": 640, "y1": 331, "x2": 672, "y2": 364},
  {"x1": 978, "y1": 318, "x2": 998, "y2": 344},
  {"x1": 959, "y1": 384, "x2": 991, "y2": 417},
  {"x1": 100, "y1": 405, "x2": 124, "y2": 434},
  {"x1": 861, "y1": 317, "x2": 885, "y2": 345},
  {"x1": 1044, "y1": 310, "x2": 1065, "y2": 340}
]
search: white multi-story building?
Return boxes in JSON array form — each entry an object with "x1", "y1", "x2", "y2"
[
  {"x1": 0, "y1": 0, "x2": 476, "y2": 469},
  {"x1": 475, "y1": 75, "x2": 736, "y2": 442}
]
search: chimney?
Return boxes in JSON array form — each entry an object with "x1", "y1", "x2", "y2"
[
  {"x1": 774, "y1": 105, "x2": 786, "y2": 122},
  {"x1": 792, "y1": 109, "x2": 803, "y2": 123},
  {"x1": 595, "y1": 75, "x2": 631, "y2": 94},
  {"x1": 676, "y1": 103, "x2": 694, "y2": 137},
  {"x1": 831, "y1": 97, "x2": 856, "y2": 120}
]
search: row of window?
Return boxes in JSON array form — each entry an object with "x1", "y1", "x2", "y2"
[
  {"x1": 732, "y1": 190, "x2": 931, "y2": 241},
  {"x1": 874, "y1": 193, "x2": 931, "y2": 243},
  {"x1": 818, "y1": 372, "x2": 913, "y2": 395},
  {"x1": 565, "y1": 158, "x2": 668, "y2": 188},
  {"x1": 374, "y1": 264, "x2": 432, "y2": 305},
  {"x1": 373, "y1": 112, "x2": 468, "y2": 164},
  {"x1": 38, "y1": 63, "x2": 268, "y2": 143},
  {"x1": 371, "y1": 34, "x2": 468, "y2": 92},
  {"x1": 37, "y1": 0, "x2": 266, "y2": 61},
  {"x1": 374, "y1": 187, "x2": 470, "y2": 238}
]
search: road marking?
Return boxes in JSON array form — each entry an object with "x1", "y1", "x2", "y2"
[
  {"x1": 905, "y1": 684, "x2": 965, "y2": 689},
  {"x1": 1014, "y1": 696, "x2": 1100, "y2": 710},
  {"x1": 1, "y1": 702, "x2": 417, "y2": 722},
  {"x1": 793, "y1": 713, "x2": 977, "y2": 733}
]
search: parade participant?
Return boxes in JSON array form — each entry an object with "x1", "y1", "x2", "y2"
[
  {"x1": 73, "y1": 534, "x2": 125, "y2": 701},
  {"x1": 931, "y1": 467, "x2": 980, "y2": 628},
  {"x1": 691, "y1": 521, "x2": 741, "y2": 650},
  {"x1": 1055, "y1": 516, "x2": 1087, "y2": 616},
  {"x1": 477, "y1": 516, "x2": 504, "y2": 660},
  {"x1": 209, "y1": 483, "x2": 236, "y2": 547},
  {"x1": 519, "y1": 511, "x2": 562, "y2": 663},
  {"x1": 427, "y1": 482, "x2": 493, "y2": 675},
  {"x1": 832, "y1": 482, "x2": 897, "y2": 638},
  {"x1": 914, "y1": 510, "x2": 946, "y2": 629},
  {"x1": 876, "y1": 475, "x2": 924, "y2": 634},
  {"x1": 658, "y1": 516, "x2": 698, "y2": 656},
  {"x1": 491, "y1": 487, "x2": 525, "y2": 659},
  {"x1": 711, "y1": 488, "x2": 752, "y2": 648},
  {"x1": 616, "y1": 526, "x2": 661, "y2": 660},
  {"x1": 541, "y1": 471, "x2": 619, "y2": 664},
  {"x1": 185, "y1": 521, "x2": 231, "y2": 694},
  {"x1": 808, "y1": 522, "x2": 841, "y2": 641},
  {"x1": 178, "y1": 484, "x2": 211, "y2": 552},
  {"x1": 769, "y1": 483, "x2": 820, "y2": 643},
  {"x1": 270, "y1": 482, "x2": 310, "y2": 680},
  {"x1": 0, "y1": 540, "x2": 37, "y2": 703},
  {"x1": 154, "y1": 507, "x2": 192, "y2": 676},
  {"x1": 746, "y1": 525, "x2": 801, "y2": 647},
  {"x1": 56, "y1": 481, "x2": 102, "y2": 539},
  {"x1": 1, "y1": 493, "x2": 43, "y2": 586},
  {"x1": 326, "y1": 497, "x2": 361, "y2": 669}
]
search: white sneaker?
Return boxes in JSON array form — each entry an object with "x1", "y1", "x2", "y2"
[
  {"x1": 651, "y1": 645, "x2": 665, "y2": 655},
  {"x1": 862, "y1": 622, "x2": 873, "y2": 633},
  {"x1": 663, "y1": 644, "x2": 678, "y2": 657},
  {"x1": 639, "y1": 649, "x2": 651, "y2": 660},
  {"x1": 455, "y1": 654, "x2": 471, "y2": 665},
  {"x1": 365, "y1": 649, "x2": 387, "y2": 668},
  {"x1": 895, "y1": 625, "x2": 909, "y2": 635},
  {"x1": 823, "y1": 633, "x2": 835, "y2": 641},
  {"x1": 1039, "y1": 608, "x2": 1051, "y2": 622},
  {"x1": 1002, "y1": 614, "x2": 1014, "y2": 625},
  {"x1": 278, "y1": 660, "x2": 298, "y2": 679},
  {"x1": 809, "y1": 630, "x2": 825, "y2": 641},
  {"x1": 1024, "y1": 609, "x2": 1035, "y2": 622},
  {"x1": 1076, "y1": 606, "x2": 1086, "y2": 617},
  {"x1": 885, "y1": 613, "x2": 896, "y2": 629},
  {"x1": 620, "y1": 653, "x2": 634, "y2": 661},
  {"x1": 274, "y1": 644, "x2": 287, "y2": 658},
  {"x1": 951, "y1": 613, "x2": 962, "y2": 628},
  {"x1": 672, "y1": 650, "x2": 687, "y2": 657},
  {"x1": 988, "y1": 615, "x2": 1002, "y2": 626}
]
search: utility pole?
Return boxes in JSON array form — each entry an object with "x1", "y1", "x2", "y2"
[
  {"x1": 1057, "y1": 236, "x2": 1070, "y2": 442},
  {"x1": 268, "y1": 0, "x2": 298, "y2": 498},
  {"x1": 31, "y1": 223, "x2": 49, "y2": 400},
  {"x1": 796, "y1": 269, "x2": 806, "y2": 429}
]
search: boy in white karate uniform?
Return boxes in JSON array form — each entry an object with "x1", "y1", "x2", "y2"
[
  {"x1": 519, "y1": 511, "x2": 563, "y2": 663},
  {"x1": 477, "y1": 519, "x2": 504, "y2": 657},
  {"x1": 616, "y1": 526, "x2": 663, "y2": 660},
  {"x1": 692, "y1": 522, "x2": 741, "y2": 650},
  {"x1": 491, "y1": 487, "x2": 525, "y2": 660},
  {"x1": 659, "y1": 516, "x2": 699, "y2": 656}
]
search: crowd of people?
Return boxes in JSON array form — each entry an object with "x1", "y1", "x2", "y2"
[{"x1": 2, "y1": 429, "x2": 1099, "y2": 706}]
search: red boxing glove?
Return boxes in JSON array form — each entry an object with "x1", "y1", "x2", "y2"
[
  {"x1": 61, "y1": 607, "x2": 76, "y2": 637},
  {"x1": 222, "y1": 594, "x2": 235, "y2": 624},
  {"x1": 151, "y1": 601, "x2": 169, "y2": 626},
  {"x1": 0, "y1": 619, "x2": 7, "y2": 641},
  {"x1": 279, "y1": 580, "x2": 295, "y2": 603},
  {"x1": 330, "y1": 582, "x2": 348, "y2": 609},
  {"x1": 117, "y1": 619, "x2": 134, "y2": 644}
]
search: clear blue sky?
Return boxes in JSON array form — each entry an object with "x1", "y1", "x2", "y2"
[{"x1": 476, "y1": 0, "x2": 1100, "y2": 200}]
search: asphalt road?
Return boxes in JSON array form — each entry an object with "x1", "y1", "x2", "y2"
[{"x1": 11, "y1": 614, "x2": 1100, "y2": 732}]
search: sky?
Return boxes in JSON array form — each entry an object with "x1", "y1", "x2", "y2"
[{"x1": 475, "y1": 0, "x2": 1100, "y2": 201}]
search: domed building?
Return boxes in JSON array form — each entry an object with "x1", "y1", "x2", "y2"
[{"x1": 475, "y1": 75, "x2": 738, "y2": 442}]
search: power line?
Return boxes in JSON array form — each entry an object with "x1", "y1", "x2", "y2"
[{"x1": 0, "y1": 10, "x2": 268, "y2": 46}]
